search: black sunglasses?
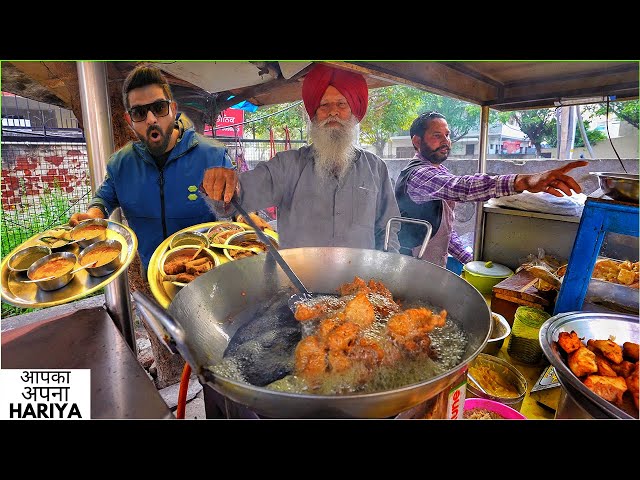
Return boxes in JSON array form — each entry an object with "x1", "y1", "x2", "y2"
[{"x1": 128, "y1": 100, "x2": 171, "y2": 122}]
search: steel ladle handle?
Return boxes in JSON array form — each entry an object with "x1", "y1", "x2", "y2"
[{"x1": 230, "y1": 197, "x2": 310, "y2": 295}]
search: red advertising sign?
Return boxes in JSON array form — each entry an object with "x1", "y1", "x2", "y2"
[{"x1": 204, "y1": 108, "x2": 244, "y2": 138}]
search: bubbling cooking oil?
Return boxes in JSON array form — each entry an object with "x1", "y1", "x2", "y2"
[{"x1": 209, "y1": 291, "x2": 468, "y2": 395}]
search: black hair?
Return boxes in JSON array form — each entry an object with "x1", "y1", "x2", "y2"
[
  {"x1": 409, "y1": 111, "x2": 446, "y2": 140},
  {"x1": 122, "y1": 65, "x2": 173, "y2": 109}
]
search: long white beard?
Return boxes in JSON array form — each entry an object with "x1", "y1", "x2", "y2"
[{"x1": 309, "y1": 115, "x2": 358, "y2": 183}]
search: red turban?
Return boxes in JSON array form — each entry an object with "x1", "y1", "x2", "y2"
[{"x1": 301, "y1": 64, "x2": 368, "y2": 122}]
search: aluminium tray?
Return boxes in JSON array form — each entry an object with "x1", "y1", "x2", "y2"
[{"x1": 1, "y1": 220, "x2": 137, "y2": 308}]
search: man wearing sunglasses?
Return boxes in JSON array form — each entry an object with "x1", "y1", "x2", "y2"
[
  {"x1": 69, "y1": 64, "x2": 234, "y2": 277},
  {"x1": 395, "y1": 112, "x2": 588, "y2": 268}
]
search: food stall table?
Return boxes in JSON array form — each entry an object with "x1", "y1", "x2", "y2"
[{"x1": 1, "y1": 305, "x2": 173, "y2": 419}]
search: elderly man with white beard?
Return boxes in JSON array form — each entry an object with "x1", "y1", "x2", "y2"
[{"x1": 201, "y1": 63, "x2": 401, "y2": 254}]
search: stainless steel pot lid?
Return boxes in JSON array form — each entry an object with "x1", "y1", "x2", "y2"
[{"x1": 463, "y1": 260, "x2": 513, "y2": 277}]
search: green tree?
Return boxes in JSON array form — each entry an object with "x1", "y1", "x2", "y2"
[
  {"x1": 359, "y1": 85, "x2": 424, "y2": 156},
  {"x1": 415, "y1": 94, "x2": 482, "y2": 142},
  {"x1": 590, "y1": 99, "x2": 639, "y2": 129},
  {"x1": 498, "y1": 109, "x2": 556, "y2": 156},
  {"x1": 243, "y1": 101, "x2": 306, "y2": 141}
]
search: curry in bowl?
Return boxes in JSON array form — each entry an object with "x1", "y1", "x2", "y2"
[
  {"x1": 80, "y1": 244, "x2": 121, "y2": 268},
  {"x1": 29, "y1": 255, "x2": 75, "y2": 280}
]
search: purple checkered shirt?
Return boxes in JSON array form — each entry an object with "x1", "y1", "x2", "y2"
[{"x1": 406, "y1": 153, "x2": 518, "y2": 263}]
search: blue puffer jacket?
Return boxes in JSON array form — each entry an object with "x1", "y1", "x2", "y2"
[{"x1": 89, "y1": 114, "x2": 234, "y2": 270}]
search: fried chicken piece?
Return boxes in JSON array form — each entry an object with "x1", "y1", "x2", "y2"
[
  {"x1": 623, "y1": 341, "x2": 639, "y2": 362},
  {"x1": 594, "y1": 353, "x2": 618, "y2": 377},
  {"x1": 583, "y1": 374, "x2": 627, "y2": 406},
  {"x1": 325, "y1": 321, "x2": 360, "y2": 352},
  {"x1": 625, "y1": 363, "x2": 639, "y2": 409},
  {"x1": 294, "y1": 336, "x2": 327, "y2": 380},
  {"x1": 349, "y1": 337, "x2": 385, "y2": 369},
  {"x1": 367, "y1": 279, "x2": 394, "y2": 300},
  {"x1": 567, "y1": 346, "x2": 598, "y2": 378},
  {"x1": 294, "y1": 302, "x2": 329, "y2": 322},
  {"x1": 557, "y1": 331, "x2": 583, "y2": 354},
  {"x1": 587, "y1": 339, "x2": 623, "y2": 364},
  {"x1": 338, "y1": 276, "x2": 370, "y2": 296},
  {"x1": 617, "y1": 267, "x2": 636, "y2": 285},
  {"x1": 328, "y1": 350, "x2": 352, "y2": 373},
  {"x1": 610, "y1": 360, "x2": 636, "y2": 378},
  {"x1": 317, "y1": 317, "x2": 341, "y2": 340},
  {"x1": 387, "y1": 307, "x2": 446, "y2": 356},
  {"x1": 343, "y1": 291, "x2": 375, "y2": 329}
]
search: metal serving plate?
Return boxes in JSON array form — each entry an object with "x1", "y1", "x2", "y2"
[
  {"x1": 539, "y1": 311, "x2": 639, "y2": 419},
  {"x1": 1, "y1": 220, "x2": 137, "y2": 308},
  {"x1": 590, "y1": 172, "x2": 639, "y2": 203},
  {"x1": 147, "y1": 221, "x2": 278, "y2": 309}
]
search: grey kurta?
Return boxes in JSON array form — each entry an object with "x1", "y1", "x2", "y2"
[{"x1": 237, "y1": 145, "x2": 400, "y2": 252}]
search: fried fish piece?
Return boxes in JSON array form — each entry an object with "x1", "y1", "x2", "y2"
[
  {"x1": 557, "y1": 331, "x2": 583, "y2": 354},
  {"x1": 587, "y1": 339, "x2": 623, "y2": 364},
  {"x1": 343, "y1": 291, "x2": 375, "y2": 329},
  {"x1": 594, "y1": 353, "x2": 618, "y2": 377},
  {"x1": 625, "y1": 363, "x2": 639, "y2": 409},
  {"x1": 583, "y1": 374, "x2": 628, "y2": 406},
  {"x1": 623, "y1": 341, "x2": 639, "y2": 362},
  {"x1": 567, "y1": 346, "x2": 598, "y2": 378},
  {"x1": 610, "y1": 360, "x2": 636, "y2": 378}
]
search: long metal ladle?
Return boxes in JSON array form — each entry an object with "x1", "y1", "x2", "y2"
[{"x1": 230, "y1": 197, "x2": 311, "y2": 299}]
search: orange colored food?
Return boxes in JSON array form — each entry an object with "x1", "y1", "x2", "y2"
[
  {"x1": 71, "y1": 224, "x2": 106, "y2": 240},
  {"x1": 31, "y1": 257, "x2": 75, "y2": 280},
  {"x1": 81, "y1": 246, "x2": 120, "y2": 267}
]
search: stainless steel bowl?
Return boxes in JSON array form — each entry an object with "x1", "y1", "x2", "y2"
[
  {"x1": 482, "y1": 312, "x2": 511, "y2": 355},
  {"x1": 590, "y1": 172, "x2": 639, "y2": 203},
  {"x1": 160, "y1": 246, "x2": 220, "y2": 287},
  {"x1": 223, "y1": 230, "x2": 279, "y2": 262},
  {"x1": 8, "y1": 245, "x2": 52, "y2": 273},
  {"x1": 78, "y1": 239, "x2": 123, "y2": 277},
  {"x1": 26, "y1": 251, "x2": 78, "y2": 291},
  {"x1": 466, "y1": 353, "x2": 527, "y2": 412},
  {"x1": 169, "y1": 231, "x2": 209, "y2": 250},
  {"x1": 539, "y1": 311, "x2": 638, "y2": 419},
  {"x1": 70, "y1": 218, "x2": 109, "y2": 248}
]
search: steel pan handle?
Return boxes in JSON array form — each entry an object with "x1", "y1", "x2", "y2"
[
  {"x1": 132, "y1": 290, "x2": 184, "y2": 355},
  {"x1": 384, "y1": 217, "x2": 433, "y2": 258}
]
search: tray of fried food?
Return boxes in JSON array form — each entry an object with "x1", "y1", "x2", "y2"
[{"x1": 556, "y1": 330, "x2": 639, "y2": 418}]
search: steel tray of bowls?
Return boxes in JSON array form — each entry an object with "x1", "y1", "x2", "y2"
[{"x1": 1, "y1": 220, "x2": 137, "y2": 308}]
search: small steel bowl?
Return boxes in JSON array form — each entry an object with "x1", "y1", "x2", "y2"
[
  {"x1": 466, "y1": 353, "x2": 528, "y2": 412},
  {"x1": 7, "y1": 245, "x2": 52, "y2": 274},
  {"x1": 160, "y1": 245, "x2": 220, "y2": 287},
  {"x1": 482, "y1": 312, "x2": 511, "y2": 355},
  {"x1": 223, "y1": 230, "x2": 279, "y2": 262},
  {"x1": 70, "y1": 218, "x2": 109, "y2": 249},
  {"x1": 169, "y1": 231, "x2": 209, "y2": 250},
  {"x1": 206, "y1": 222, "x2": 246, "y2": 243},
  {"x1": 26, "y1": 251, "x2": 78, "y2": 291},
  {"x1": 78, "y1": 239, "x2": 123, "y2": 277}
]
